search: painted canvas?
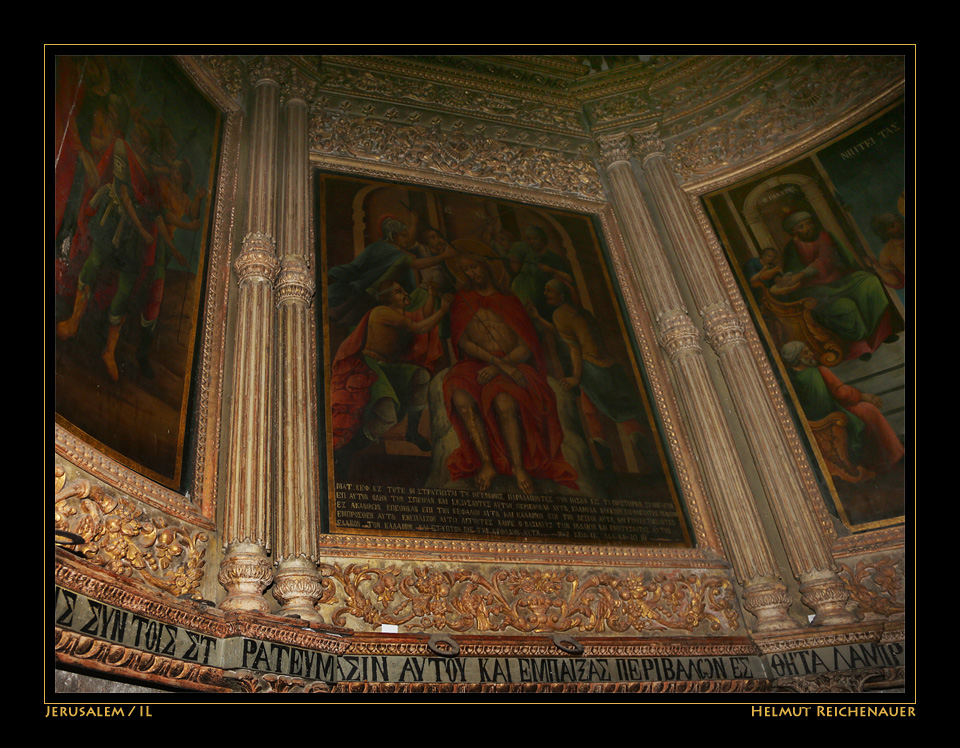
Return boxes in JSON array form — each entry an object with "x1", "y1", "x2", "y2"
[
  {"x1": 703, "y1": 102, "x2": 907, "y2": 531},
  {"x1": 318, "y1": 172, "x2": 689, "y2": 546},
  {"x1": 53, "y1": 55, "x2": 220, "y2": 489}
]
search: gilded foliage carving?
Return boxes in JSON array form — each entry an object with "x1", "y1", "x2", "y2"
[
  {"x1": 54, "y1": 465, "x2": 208, "y2": 597},
  {"x1": 837, "y1": 555, "x2": 906, "y2": 619},
  {"x1": 318, "y1": 563, "x2": 740, "y2": 635},
  {"x1": 666, "y1": 55, "x2": 904, "y2": 179},
  {"x1": 308, "y1": 109, "x2": 603, "y2": 200}
]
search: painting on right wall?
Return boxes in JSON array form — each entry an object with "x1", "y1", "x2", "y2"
[{"x1": 703, "y1": 102, "x2": 907, "y2": 532}]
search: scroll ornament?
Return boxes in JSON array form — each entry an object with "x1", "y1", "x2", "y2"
[
  {"x1": 54, "y1": 465, "x2": 208, "y2": 597},
  {"x1": 318, "y1": 563, "x2": 740, "y2": 635}
]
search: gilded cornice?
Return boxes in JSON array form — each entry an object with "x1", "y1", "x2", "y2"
[
  {"x1": 663, "y1": 54, "x2": 906, "y2": 186},
  {"x1": 307, "y1": 107, "x2": 604, "y2": 201},
  {"x1": 303, "y1": 55, "x2": 588, "y2": 137}
]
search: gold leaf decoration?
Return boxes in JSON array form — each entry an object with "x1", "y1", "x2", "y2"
[
  {"x1": 837, "y1": 556, "x2": 906, "y2": 619},
  {"x1": 55, "y1": 465, "x2": 208, "y2": 597},
  {"x1": 319, "y1": 563, "x2": 739, "y2": 635}
]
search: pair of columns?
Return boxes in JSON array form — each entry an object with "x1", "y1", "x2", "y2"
[
  {"x1": 218, "y1": 58, "x2": 323, "y2": 621},
  {"x1": 597, "y1": 129, "x2": 856, "y2": 630},
  {"x1": 216, "y1": 62, "x2": 856, "y2": 631}
]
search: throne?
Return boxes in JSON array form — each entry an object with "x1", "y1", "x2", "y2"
[
  {"x1": 752, "y1": 280, "x2": 845, "y2": 366},
  {"x1": 809, "y1": 411, "x2": 874, "y2": 484}
]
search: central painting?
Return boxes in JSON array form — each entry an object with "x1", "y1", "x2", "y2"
[{"x1": 317, "y1": 172, "x2": 689, "y2": 547}]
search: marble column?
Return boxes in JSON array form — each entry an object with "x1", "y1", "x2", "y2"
[
  {"x1": 272, "y1": 69, "x2": 324, "y2": 622},
  {"x1": 219, "y1": 58, "x2": 283, "y2": 613},
  {"x1": 629, "y1": 128, "x2": 856, "y2": 626},
  {"x1": 597, "y1": 132, "x2": 796, "y2": 632}
]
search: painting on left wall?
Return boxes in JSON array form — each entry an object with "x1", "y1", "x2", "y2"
[{"x1": 53, "y1": 55, "x2": 221, "y2": 489}]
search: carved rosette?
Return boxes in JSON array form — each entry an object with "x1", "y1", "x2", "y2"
[
  {"x1": 316, "y1": 563, "x2": 741, "y2": 636},
  {"x1": 218, "y1": 543, "x2": 275, "y2": 613},
  {"x1": 54, "y1": 465, "x2": 208, "y2": 598}
]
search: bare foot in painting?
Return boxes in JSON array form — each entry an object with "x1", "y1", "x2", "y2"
[
  {"x1": 515, "y1": 469, "x2": 534, "y2": 495},
  {"x1": 475, "y1": 463, "x2": 497, "y2": 491}
]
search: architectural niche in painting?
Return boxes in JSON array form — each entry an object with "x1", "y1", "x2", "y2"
[{"x1": 52, "y1": 51, "x2": 909, "y2": 696}]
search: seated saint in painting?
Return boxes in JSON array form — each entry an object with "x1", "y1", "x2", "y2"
[
  {"x1": 441, "y1": 252, "x2": 579, "y2": 495},
  {"x1": 778, "y1": 211, "x2": 895, "y2": 360}
]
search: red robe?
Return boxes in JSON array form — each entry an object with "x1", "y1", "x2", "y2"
[
  {"x1": 330, "y1": 307, "x2": 442, "y2": 449},
  {"x1": 442, "y1": 288, "x2": 578, "y2": 489},
  {"x1": 819, "y1": 366, "x2": 905, "y2": 473}
]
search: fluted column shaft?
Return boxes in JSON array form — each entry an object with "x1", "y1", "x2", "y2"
[
  {"x1": 597, "y1": 133, "x2": 795, "y2": 632},
  {"x1": 631, "y1": 129, "x2": 856, "y2": 626},
  {"x1": 273, "y1": 72, "x2": 324, "y2": 621},
  {"x1": 219, "y1": 60, "x2": 283, "y2": 613}
]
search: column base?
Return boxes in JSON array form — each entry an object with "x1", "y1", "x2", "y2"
[
  {"x1": 273, "y1": 556, "x2": 325, "y2": 623},
  {"x1": 742, "y1": 577, "x2": 797, "y2": 632},
  {"x1": 800, "y1": 571, "x2": 860, "y2": 626},
  {"x1": 218, "y1": 542, "x2": 274, "y2": 613}
]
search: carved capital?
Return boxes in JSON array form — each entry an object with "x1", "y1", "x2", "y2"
[
  {"x1": 629, "y1": 126, "x2": 667, "y2": 164},
  {"x1": 281, "y1": 68, "x2": 316, "y2": 108},
  {"x1": 595, "y1": 132, "x2": 633, "y2": 169},
  {"x1": 658, "y1": 309, "x2": 701, "y2": 360},
  {"x1": 247, "y1": 55, "x2": 288, "y2": 88},
  {"x1": 235, "y1": 233, "x2": 280, "y2": 284},
  {"x1": 701, "y1": 302, "x2": 746, "y2": 353},
  {"x1": 276, "y1": 255, "x2": 315, "y2": 305},
  {"x1": 218, "y1": 543, "x2": 274, "y2": 613}
]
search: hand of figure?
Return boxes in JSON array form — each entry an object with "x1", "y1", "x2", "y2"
[
  {"x1": 560, "y1": 377, "x2": 579, "y2": 391},
  {"x1": 501, "y1": 364, "x2": 527, "y2": 387},
  {"x1": 478, "y1": 365, "x2": 500, "y2": 385},
  {"x1": 864, "y1": 394, "x2": 883, "y2": 407},
  {"x1": 440, "y1": 293, "x2": 454, "y2": 311}
]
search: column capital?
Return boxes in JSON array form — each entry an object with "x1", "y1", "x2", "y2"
[
  {"x1": 276, "y1": 255, "x2": 315, "y2": 305},
  {"x1": 235, "y1": 232, "x2": 280, "y2": 284},
  {"x1": 701, "y1": 302, "x2": 747, "y2": 353},
  {"x1": 281, "y1": 67, "x2": 317, "y2": 108},
  {"x1": 247, "y1": 55, "x2": 288, "y2": 88},
  {"x1": 658, "y1": 309, "x2": 701, "y2": 360},
  {"x1": 595, "y1": 131, "x2": 633, "y2": 170},
  {"x1": 629, "y1": 125, "x2": 668, "y2": 165}
]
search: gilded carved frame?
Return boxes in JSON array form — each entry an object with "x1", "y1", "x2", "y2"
[{"x1": 308, "y1": 153, "x2": 726, "y2": 574}]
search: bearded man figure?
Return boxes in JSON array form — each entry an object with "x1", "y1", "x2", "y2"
[
  {"x1": 778, "y1": 211, "x2": 895, "y2": 360},
  {"x1": 441, "y1": 252, "x2": 578, "y2": 495}
]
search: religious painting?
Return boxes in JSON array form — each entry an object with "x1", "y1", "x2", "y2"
[
  {"x1": 703, "y1": 102, "x2": 907, "y2": 531},
  {"x1": 53, "y1": 55, "x2": 221, "y2": 490},
  {"x1": 318, "y1": 172, "x2": 690, "y2": 547}
]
